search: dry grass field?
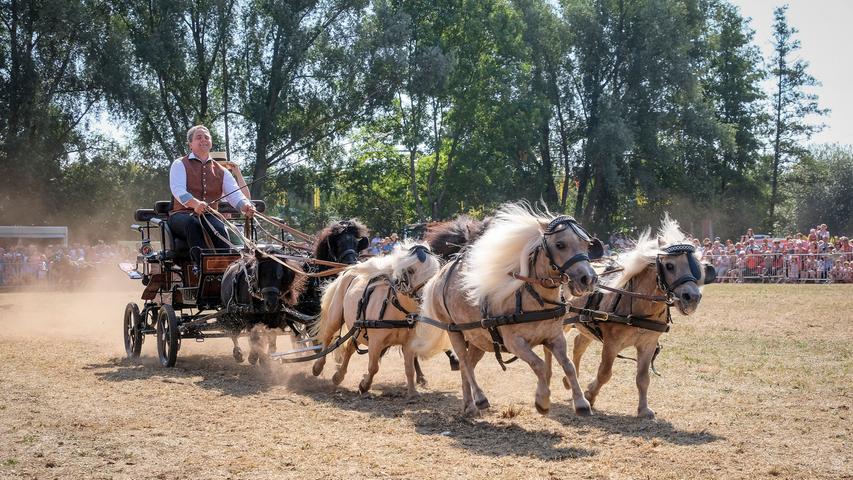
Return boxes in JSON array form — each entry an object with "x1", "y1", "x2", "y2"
[{"x1": 0, "y1": 279, "x2": 850, "y2": 479}]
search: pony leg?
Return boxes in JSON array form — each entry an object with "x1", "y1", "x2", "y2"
[
  {"x1": 562, "y1": 333, "x2": 593, "y2": 390},
  {"x1": 635, "y1": 343, "x2": 657, "y2": 419},
  {"x1": 358, "y1": 341, "x2": 382, "y2": 395},
  {"x1": 231, "y1": 335, "x2": 243, "y2": 363},
  {"x1": 506, "y1": 334, "x2": 551, "y2": 415},
  {"x1": 268, "y1": 330, "x2": 278, "y2": 355},
  {"x1": 447, "y1": 331, "x2": 478, "y2": 416},
  {"x1": 585, "y1": 341, "x2": 620, "y2": 408},
  {"x1": 413, "y1": 357, "x2": 427, "y2": 387},
  {"x1": 572, "y1": 333, "x2": 593, "y2": 372},
  {"x1": 402, "y1": 344, "x2": 418, "y2": 399},
  {"x1": 332, "y1": 340, "x2": 356, "y2": 385},
  {"x1": 465, "y1": 347, "x2": 490, "y2": 411},
  {"x1": 545, "y1": 335, "x2": 592, "y2": 416},
  {"x1": 543, "y1": 347, "x2": 553, "y2": 386}
]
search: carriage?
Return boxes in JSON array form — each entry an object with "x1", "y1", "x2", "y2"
[{"x1": 121, "y1": 200, "x2": 327, "y2": 367}]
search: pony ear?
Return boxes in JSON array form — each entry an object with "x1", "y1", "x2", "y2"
[
  {"x1": 703, "y1": 264, "x2": 717, "y2": 284},
  {"x1": 588, "y1": 238, "x2": 604, "y2": 260},
  {"x1": 357, "y1": 237, "x2": 369, "y2": 252}
]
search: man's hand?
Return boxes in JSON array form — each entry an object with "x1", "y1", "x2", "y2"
[
  {"x1": 193, "y1": 201, "x2": 209, "y2": 215},
  {"x1": 241, "y1": 202, "x2": 256, "y2": 218}
]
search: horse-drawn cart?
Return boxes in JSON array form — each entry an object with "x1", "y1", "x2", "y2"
[{"x1": 121, "y1": 200, "x2": 345, "y2": 367}]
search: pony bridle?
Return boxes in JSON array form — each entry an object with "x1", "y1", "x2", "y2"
[
  {"x1": 394, "y1": 245, "x2": 431, "y2": 298},
  {"x1": 539, "y1": 216, "x2": 601, "y2": 284},
  {"x1": 327, "y1": 234, "x2": 358, "y2": 263},
  {"x1": 655, "y1": 243, "x2": 701, "y2": 302}
]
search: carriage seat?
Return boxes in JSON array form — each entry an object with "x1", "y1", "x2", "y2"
[{"x1": 148, "y1": 200, "x2": 266, "y2": 260}]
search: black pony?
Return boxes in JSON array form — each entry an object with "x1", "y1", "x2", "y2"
[
  {"x1": 221, "y1": 247, "x2": 305, "y2": 365},
  {"x1": 293, "y1": 220, "x2": 369, "y2": 320}
]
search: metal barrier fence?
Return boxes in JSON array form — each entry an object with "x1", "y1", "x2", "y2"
[
  {"x1": 703, "y1": 253, "x2": 852, "y2": 284},
  {"x1": 0, "y1": 258, "x2": 49, "y2": 286}
]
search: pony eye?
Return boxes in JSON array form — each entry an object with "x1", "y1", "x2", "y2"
[
  {"x1": 665, "y1": 263, "x2": 674, "y2": 271},
  {"x1": 555, "y1": 241, "x2": 566, "y2": 250}
]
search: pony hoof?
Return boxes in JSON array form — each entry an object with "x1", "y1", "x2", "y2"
[
  {"x1": 583, "y1": 390, "x2": 596, "y2": 405},
  {"x1": 332, "y1": 371, "x2": 345, "y2": 385},
  {"x1": 575, "y1": 406, "x2": 592, "y2": 416},
  {"x1": 405, "y1": 393, "x2": 419, "y2": 403},
  {"x1": 311, "y1": 362, "x2": 324, "y2": 377},
  {"x1": 463, "y1": 405, "x2": 481, "y2": 417},
  {"x1": 638, "y1": 407, "x2": 656, "y2": 420},
  {"x1": 475, "y1": 398, "x2": 491, "y2": 410},
  {"x1": 358, "y1": 382, "x2": 370, "y2": 394},
  {"x1": 248, "y1": 352, "x2": 259, "y2": 366},
  {"x1": 535, "y1": 402, "x2": 550, "y2": 415},
  {"x1": 232, "y1": 349, "x2": 244, "y2": 363},
  {"x1": 416, "y1": 376, "x2": 428, "y2": 387}
]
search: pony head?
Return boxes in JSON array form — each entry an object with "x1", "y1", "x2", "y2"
[{"x1": 314, "y1": 219, "x2": 369, "y2": 265}]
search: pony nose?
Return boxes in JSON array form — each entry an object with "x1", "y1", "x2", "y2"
[
  {"x1": 681, "y1": 291, "x2": 693, "y2": 303},
  {"x1": 580, "y1": 274, "x2": 595, "y2": 288}
]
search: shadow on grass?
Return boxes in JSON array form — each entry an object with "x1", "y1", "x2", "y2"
[
  {"x1": 549, "y1": 403, "x2": 723, "y2": 446},
  {"x1": 86, "y1": 353, "x2": 288, "y2": 397},
  {"x1": 285, "y1": 371, "x2": 595, "y2": 460}
]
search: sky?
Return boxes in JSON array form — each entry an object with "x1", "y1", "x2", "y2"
[{"x1": 730, "y1": 0, "x2": 853, "y2": 147}]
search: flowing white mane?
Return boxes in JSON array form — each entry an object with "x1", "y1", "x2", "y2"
[
  {"x1": 609, "y1": 213, "x2": 698, "y2": 288},
  {"x1": 349, "y1": 240, "x2": 437, "y2": 282},
  {"x1": 460, "y1": 202, "x2": 556, "y2": 307}
]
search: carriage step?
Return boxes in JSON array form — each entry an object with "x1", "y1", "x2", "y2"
[{"x1": 270, "y1": 344, "x2": 322, "y2": 360}]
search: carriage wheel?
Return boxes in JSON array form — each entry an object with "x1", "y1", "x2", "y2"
[
  {"x1": 156, "y1": 305, "x2": 180, "y2": 367},
  {"x1": 123, "y1": 303, "x2": 143, "y2": 359}
]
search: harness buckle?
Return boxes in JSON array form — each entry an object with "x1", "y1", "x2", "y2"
[
  {"x1": 542, "y1": 277, "x2": 559, "y2": 288},
  {"x1": 590, "y1": 310, "x2": 609, "y2": 322}
]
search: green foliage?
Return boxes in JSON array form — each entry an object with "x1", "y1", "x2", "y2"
[
  {"x1": 780, "y1": 145, "x2": 853, "y2": 235},
  {"x1": 0, "y1": 0, "x2": 842, "y2": 243}
]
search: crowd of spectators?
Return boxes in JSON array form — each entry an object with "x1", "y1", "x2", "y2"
[
  {"x1": 0, "y1": 242, "x2": 129, "y2": 287},
  {"x1": 366, "y1": 232, "x2": 401, "y2": 256},
  {"x1": 698, "y1": 224, "x2": 852, "y2": 283}
]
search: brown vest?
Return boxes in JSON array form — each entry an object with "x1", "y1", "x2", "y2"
[{"x1": 170, "y1": 155, "x2": 226, "y2": 214}]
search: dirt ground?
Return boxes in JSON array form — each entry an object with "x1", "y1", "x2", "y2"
[{"x1": 0, "y1": 277, "x2": 850, "y2": 479}]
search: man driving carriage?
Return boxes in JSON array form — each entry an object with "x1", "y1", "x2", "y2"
[{"x1": 168, "y1": 125, "x2": 256, "y2": 267}]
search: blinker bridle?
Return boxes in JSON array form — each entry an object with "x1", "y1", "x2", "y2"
[
  {"x1": 540, "y1": 216, "x2": 603, "y2": 281},
  {"x1": 394, "y1": 244, "x2": 432, "y2": 298},
  {"x1": 655, "y1": 243, "x2": 702, "y2": 299}
]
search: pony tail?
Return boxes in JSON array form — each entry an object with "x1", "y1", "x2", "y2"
[
  {"x1": 409, "y1": 275, "x2": 451, "y2": 358},
  {"x1": 310, "y1": 271, "x2": 351, "y2": 341}
]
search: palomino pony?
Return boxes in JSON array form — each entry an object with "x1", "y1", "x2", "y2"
[
  {"x1": 546, "y1": 216, "x2": 715, "y2": 419},
  {"x1": 413, "y1": 203, "x2": 602, "y2": 416},
  {"x1": 221, "y1": 247, "x2": 306, "y2": 365},
  {"x1": 311, "y1": 242, "x2": 441, "y2": 398}
]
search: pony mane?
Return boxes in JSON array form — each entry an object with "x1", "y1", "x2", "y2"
[
  {"x1": 460, "y1": 202, "x2": 556, "y2": 306},
  {"x1": 610, "y1": 213, "x2": 696, "y2": 289},
  {"x1": 347, "y1": 240, "x2": 424, "y2": 277},
  {"x1": 313, "y1": 218, "x2": 368, "y2": 259},
  {"x1": 424, "y1": 215, "x2": 489, "y2": 259}
]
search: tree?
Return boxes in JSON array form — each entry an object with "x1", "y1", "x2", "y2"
[
  {"x1": 767, "y1": 5, "x2": 826, "y2": 232},
  {"x1": 781, "y1": 145, "x2": 853, "y2": 236},
  {"x1": 0, "y1": 0, "x2": 103, "y2": 224},
  {"x1": 96, "y1": 0, "x2": 236, "y2": 161},
  {"x1": 235, "y1": 0, "x2": 379, "y2": 199}
]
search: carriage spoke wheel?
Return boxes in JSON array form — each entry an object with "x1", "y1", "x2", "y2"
[
  {"x1": 156, "y1": 305, "x2": 180, "y2": 367},
  {"x1": 123, "y1": 303, "x2": 143, "y2": 359}
]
